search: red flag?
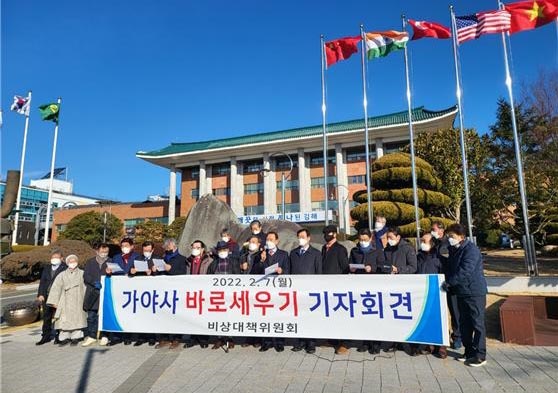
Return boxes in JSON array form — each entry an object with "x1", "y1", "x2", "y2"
[
  {"x1": 505, "y1": 0, "x2": 558, "y2": 33},
  {"x1": 408, "y1": 19, "x2": 451, "y2": 40},
  {"x1": 324, "y1": 36, "x2": 361, "y2": 67}
]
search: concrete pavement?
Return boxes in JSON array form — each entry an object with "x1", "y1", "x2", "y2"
[{"x1": 1, "y1": 324, "x2": 557, "y2": 393}]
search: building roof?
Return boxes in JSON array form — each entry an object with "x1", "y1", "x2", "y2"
[{"x1": 137, "y1": 106, "x2": 457, "y2": 160}]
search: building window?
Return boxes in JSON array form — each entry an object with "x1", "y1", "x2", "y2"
[
  {"x1": 275, "y1": 179, "x2": 299, "y2": 190},
  {"x1": 310, "y1": 177, "x2": 337, "y2": 189},
  {"x1": 244, "y1": 205, "x2": 264, "y2": 215},
  {"x1": 185, "y1": 167, "x2": 199, "y2": 180},
  {"x1": 213, "y1": 187, "x2": 230, "y2": 196},
  {"x1": 346, "y1": 147, "x2": 377, "y2": 162},
  {"x1": 124, "y1": 218, "x2": 145, "y2": 228},
  {"x1": 311, "y1": 201, "x2": 338, "y2": 211},
  {"x1": 276, "y1": 203, "x2": 300, "y2": 213},
  {"x1": 150, "y1": 217, "x2": 169, "y2": 224},
  {"x1": 275, "y1": 156, "x2": 298, "y2": 170},
  {"x1": 212, "y1": 163, "x2": 230, "y2": 176},
  {"x1": 348, "y1": 175, "x2": 366, "y2": 184},
  {"x1": 244, "y1": 183, "x2": 264, "y2": 194},
  {"x1": 191, "y1": 188, "x2": 199, "y2": 198},
  {"x1": 384, "y1": 141, "x2": 407, "y2": 154},
  {"x1": 309, "y1": 151, "x2": 336, "y2": 166},
  {"x1": 243, "y1": 160, "x2": 263, "y2": 174}
]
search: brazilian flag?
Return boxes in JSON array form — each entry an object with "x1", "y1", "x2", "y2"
[{"x1": 38, "y1": 103, "x2": 60, "y2": 123}]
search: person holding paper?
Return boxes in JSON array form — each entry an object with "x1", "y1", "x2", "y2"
[
  {"x1": 106, "y1": 238, "x2": 140, "y2": 346},
  {"x1": 321, "y1": 225, "x2": 350, "y2": 355},
  {"x1": 289, "y1": 228, "x2": 321, "y2": 354},
  {"x1": 349, "y1": 228, "x2": 386, "y2": 354},
  {"x1": 82, "y1": 242, "x2": 111, "y2": 347},
  {"x1": 259, "y1": 231, "x2": 289, "y2": 353},
  {"x1": 129, "y1": 241, "x2": 157, "y2": 347}
]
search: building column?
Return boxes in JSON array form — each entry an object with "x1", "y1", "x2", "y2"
[
  {"x1": 376, "y1": 138, "x2": 384, "y2": 158},
  {"x1": 230, "y1": 157, "x2": 243, "y2": 215},
  {"x1": 168, "y1": 164, "x2": 177, "y2": 224},
  {"x1": 263, "y1": 153, "x2": 277, "y2": 214},
  {"x1": 199, "y1": 160, "x2": 207, "y2": 196},
  {"x1": 298, "y1": 148, "x2": 311, "y2": 213},
  {"x1": 335, "y1": 144, "x2": 351, "y2": 234},
  {"x1": 206, "y1": 164, "x2": 213, "y2": 195}
]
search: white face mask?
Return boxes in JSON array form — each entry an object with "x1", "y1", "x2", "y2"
[
  {"x1": 121, "y1": 246, "x2": 131, "y2": 254},
  {"x1": 252, "y1": 229, "x2": 260, "y2": 235},
  {"x1": 387, "y1": 238, "x2": 398, "y2": 247},
  {"x1": 448, "y1": 237, "x2": 460, "y2": 247},
  {"x1": 68, "y1": 262, "x2": 78, "y2": 269},
  {"x1": 143, "y1": 251, "x2": 153, "y2": 259},
  {"x1": 50, "y1": 258, "x2": 61, "y2": 265},
  {"x1": 191, "y1": 248, "x2": 201, "y2": 257},
  {"x1": 218, "y1": 251, "x2": 229, "y2": 259},
  {"x1": 374, "y1": 222, "x2": 385, "y2": 231},
  {"x1": 420, "y1": 243, "x2": 432, "y2": 252},
  {"x1": 360, "y1": 241, "x2": 371, "y2": 248},
  {"x1": 266, "y1": 241, "x2": 276, "y2": 250},
  {"x1": 431, "y1": 230, "x2": 441, "y2": 240},
  {"x1": 221, "y1": 236, "x2": 230, "y2": 243},
  {"x1": 248, "y1": 243, "x2": 259, "y2": 252},
  {"x1": 298, "y1": 238, "x2": 308, "y2": 247}
]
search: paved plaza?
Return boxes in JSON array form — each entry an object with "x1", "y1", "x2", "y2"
[{"x1": 1, "y1": 323, "x2": 557, "y2": 393}]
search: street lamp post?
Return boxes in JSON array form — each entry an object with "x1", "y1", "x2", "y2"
[
  {"x1": 262, "y1": 152, "x2": 293, "y2": 218},
  {"x1": 331, "y1": 184, "x2": 349, "y2": 234}
]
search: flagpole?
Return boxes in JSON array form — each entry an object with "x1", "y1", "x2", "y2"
[
  {"x1": 360, "y1": 25, "x2": 373, "y2": 230},
  {"x1": 320, "y1": 35, "x2": 329, "y2": 225},
  {"x1": 12, "y1": 91, "x2": 32, "y2": 246},
  {"x1": 498, "y1": 2, "x2": 537, "y2": 276},
  {"x1": 43, "y1": 97, "x2": 62, "y2": 246},
  {"x1": 449, "y1": 6, "x2": 474, "y2": 241},
  {"x1": 402, "y1": 16, "x2": 421, "y2": 248}
]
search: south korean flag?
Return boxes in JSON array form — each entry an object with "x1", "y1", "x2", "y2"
[{"x1": 10, "y1": 95, "x2": 31, "y2": 116}]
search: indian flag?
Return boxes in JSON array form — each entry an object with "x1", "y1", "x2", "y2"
[{"x1": 365, "y1": 30, "x2": 409, "y2": 60}]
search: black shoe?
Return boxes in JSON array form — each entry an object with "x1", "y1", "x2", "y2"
[
  {"x1": 36, "y1": 336, "x2": 51, "y2": 346},
  {"x1": 291, "y1": 346, "x2": 303, "y2": 352},
  {"x1": 275, "y1": 344, "x2": 284, "y2": 352},
  {"x1": 306, "y1": 347, "x2": 316, "y2": 354},
  {"x1": 58, "y1": 339, "x2": 71, "y2": 347},
  {"x1": 148, "y1": 340, "x2": 156, "y2": 346},
  {"x1": 357, "y1": 345, "x2": 368, "y2": 353},
  {"x1": 53, "y1": 337, "x2": 61, "y2": 345},
  {"x1": 184, "y1": 341, "x2": 195, "y2": 348},
  {"x1": 70, "y1": 339, "x2": 79, "y2": 346},
  {"x1": 369, "y1": 346, "x2": 381, "y2": 355},
  {"x1": 134, "y1": 340, "x2": 145, "y2": 347},
  {"x1": 124, "y1": 340, "x2": 132, "y2": 345},
  {"x1": 200, "y1": 343, "x2": 209, "y2": 349},
  {"x1": 107, "y1": 340, "x2": 121, "y2": 346},
  {"x1": 259, "y1": 343, "x2": 272, "y2": 352}
]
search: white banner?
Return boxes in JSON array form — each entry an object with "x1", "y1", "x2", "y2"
[{"x1": 99, "y1": 274, "x2": 449, "y2": 346}]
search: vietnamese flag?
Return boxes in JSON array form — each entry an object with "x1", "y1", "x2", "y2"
[
  {"x1": 324, "y1": 36, "x2": 361, "y2": 67},
  {"x1": 504, "y1": 0, "x2": 558, "y2": 33},
  {"x1": 408, "y1": 19, "x2": 451, "y2": 40}
]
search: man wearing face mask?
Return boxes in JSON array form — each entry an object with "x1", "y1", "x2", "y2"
[
  {"x1": 47, "y1": 255, "x2": 87, "y2": 346},
  {"x1": 431, "y1": 221, "x2": 461, "y2": 350},
  {"x1": 445, "y1": 224, "x2": 487, "y2": 368},
  {"x1": 82, "y1": 242, "x2": 111, "y2": 347},
  {"x1": 289, "y1": 228, "x2": 321, "y2": 354},
  {"x1": 382, "y1": 227, "x2": 417, "y2": 354},
  {"x1": 240, "y1": 235, "x2": 263, "y2": 275},
  {"x1": 106, "y1": 237, "x2": 140, "y2": 346},
  {"x1": 219, "y1": 228, "x2": 240, "y2": 259},
  {"x1": 321, "y1": 225, "x2": 350, "y2": 355},
  {"x1": 259, "y1": 231, "x2": 289, "y2": 352},
  {"x1": 349, "y1": 228, "x2": 386, "y2": 354},
  {"x1": 36, "y1": 249, "x2": 67, "y2": 345},
  {"x1": 247, "y1": 220, "x2": 267, "y2": 248},
  {"x1": 373, "y1": 215, "x2": 388, "y2": 250}
]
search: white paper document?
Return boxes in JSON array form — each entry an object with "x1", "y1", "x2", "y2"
[
  {"x1": 264, "y1": 263, "x2": 279, "y2": 276},
  {"x1": 134, "y1": 260, "x2": 149, "y2": 272},
  {"x1": 349, "y1": 264, "x2": 366, "y2": 270},
  {"x1": 152, "y1": 258, "x2": 167, "y2": 272},
  {"x1": 106, "y1": 262, "x2": 124, "y2": 273}
]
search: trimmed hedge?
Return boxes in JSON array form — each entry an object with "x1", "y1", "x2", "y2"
[
  {"x1": 372, "y1": 167, "x2": 443, "y2": 191},
  {"x1": 354, "y1": 188, "x2": 451, "y2": 208},
  {"x1": 372, "y1": 152, "x2": 433, "y2": 172},
  {"x1": 350, "y1": 201, "x2": 424, "y2": 222}
]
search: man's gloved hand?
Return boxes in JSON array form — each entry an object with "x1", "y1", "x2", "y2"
[
  {"x1": 94, "y1": 281, "x2": 102, "y2": 290},
  {"x1": 441, "y1": 281, "x2": 450, "y2": 292}
]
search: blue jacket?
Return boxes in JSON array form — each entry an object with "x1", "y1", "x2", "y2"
[
  {"x1": 446, "y1": 239, "x2": 487, "y2": 296},
  {"x1": 111, "y1": 251, "x2": 140, "y2": 275}
]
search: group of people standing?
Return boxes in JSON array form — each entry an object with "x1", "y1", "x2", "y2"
[{"x1": 36, "y1": 218, "x2": 488, "y2": 367}]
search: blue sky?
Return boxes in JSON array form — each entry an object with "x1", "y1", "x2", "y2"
[{"x1": 1, "y1": 0, "x2": 555, "y2": 202}]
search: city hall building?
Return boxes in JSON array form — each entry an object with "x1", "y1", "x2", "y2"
[{"x1": 137, "y1": 106, "x2": 457, "y2": 234}]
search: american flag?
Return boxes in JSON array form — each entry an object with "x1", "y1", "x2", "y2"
[{"x1": 455, "y1": 10, "x2": 511, "y2": 44}]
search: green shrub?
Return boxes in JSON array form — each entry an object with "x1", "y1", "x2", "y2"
[
  {"x1": 544, "y1": 222, "x2": 558, "y2": 234},
  {"x1": 350, "y1": 201, "x2": 424, "y2": 223},
  {"x1": 11, "y1": 245, "x2": 42, "y2": 253},
  {"x1": 354, "y1": 188, "x2": 451, "y2": 208},
  {"x1": 483, "y1": 229, "x2": 501, "y2": 248},
  {"x1": 372, "y1": 152, "x2": 433, "y2": 172},
  {"x1": 547, "y1": 234, "x2": 558, "y2": 245},
  {"x1": 372, "y1": 167, "x2": 443, "y2": 191}
]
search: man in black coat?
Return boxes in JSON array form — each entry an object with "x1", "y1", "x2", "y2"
[
  {"x1": 321, "y1": 225, "x2": 350, "y2": 355},
  {"x1": 240, "y1": 235, "x2": 264, "y2": 275},
  {"x1": 82, "y1": 243, "x2": 111, "y2": 347},
  {"x1": 260, "y1": 231, "x2": 289, "y2": 352},
  {"x1": 431, "y1": 221, "x2": 461, "y2": 350},
  {"x1": 245, "y1": 219, "x2": 267, "y2": 249},
  {"x1": 290, "y1": 228, "x2": 321, "y2": 354},
  {"x1": 36, "y1": 249, "x2": 67, "y2": 345},
  {"x1": 445, "y1": 224, "x2": 488, "y2": 367}
]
